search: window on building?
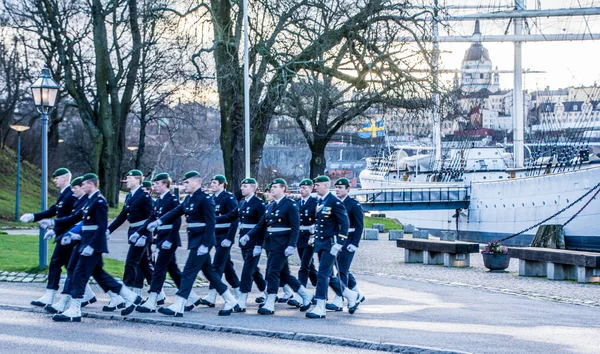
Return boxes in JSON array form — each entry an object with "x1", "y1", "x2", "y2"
[{"x1": 480, "y1": 74, "x2": 484, "y2": 79}]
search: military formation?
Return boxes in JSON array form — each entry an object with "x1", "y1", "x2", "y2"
[{"x1": 21, "y1": 167, "x2": 365, "y2": 322}]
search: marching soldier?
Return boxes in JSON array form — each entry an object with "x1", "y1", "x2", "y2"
[
  {"x1": 52, "y1": 173, "x2": 142, "y2": 322},
  {"x1": 107, "y1": 169, "x2": 153, "y2": 306},
  {"x1": 244, "y1": 178, "x2": 314, "y2": 315},
  {"x1": 306, "y1": 175, "x2": 359, "y2": 319},
  {"x1": 196, "y1": 175, "x2": 241, "y2": 308},
  {"x1": 20, "y1": 168, "x2": 78, "y2": 308},
  {"x1": 135, "y1": 173, "x2": 184, "y2": 313},
  {"x1": 295, "y1": 179, "x2": 318, "y2": 287},
  {"x1": 147, "y1": 171, "x2": 240, "y2": 317},
  {"x1": 214, "y1": 178, "x2": 267, "y2": 312},
  {"x1": 254, "y1": 183, "x2": 273, "y2": 304},
  {"x1": 42, "y1": 176, "x2": 97, "y2": 314},
  {"x1": 327, "y1": 178, "x2": 365, "y2": 311}
]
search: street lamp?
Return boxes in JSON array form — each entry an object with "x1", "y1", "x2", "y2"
[
  {"x1": 127, "y1": 146, "x2": 138, "y2": 152},
  {"x1": 10, "y1": 125, "x2": 30, "y2": 222},
  {"x1": 30, "y1": 65, "x2": 59, "y2": 268}
]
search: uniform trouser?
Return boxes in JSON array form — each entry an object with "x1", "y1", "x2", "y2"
[
  {"x1": 63, "y1": 242, "x2": 109, "y2": 295},
  {"x1": 47, "y1": 240, "x2": 75, "y2": 290},
  {"x1": 315, "y1": 250, "x2": 339, "y2": 300},
  {"x1": 208, "y1": 244, "x2": 240, "y2": 290},
  {"x1": 149, "y1": 246, "x2": 182, "y2": 293},
  {"x1": 297, "y1": 246, "x2": 318, "y2": 287},
  {"x1": 328, "y1": 248, "x2": 356, "y2": 296},
  {"x1": 134, "y1": 247, "x2": 154, "y2": 288},
  {"x1": 176, "y1": 248, "x2": 227, "y2": 299},
  {"x1": 124, "y1": 244, "x2": 153, "y2": 288},
  {"x1": 71, "y1": 252, "x2": 122, "y2": 299},
  {"x1": 265, "y1": 250, "x2": 301, "y2": 294},
  {"x1": 239, "y1": 247, "x2": 266, "y2": 293}
]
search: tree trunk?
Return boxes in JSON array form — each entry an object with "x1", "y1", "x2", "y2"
[{"x1": 309, "y1": 142, "x2": 327, "y2": 178}]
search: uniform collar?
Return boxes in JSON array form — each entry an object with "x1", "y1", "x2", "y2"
[
  {"x1": 339, "y1": 195, "x2": 348, "y2": 202},
  {"x1": 318, "y1": 192, "x2": 331, "y2": 201},
  {"x1": 214, "y1": 190, "x2": 224, "y2": 198},
  {"x1": 130, "y1": 186, "x2": 140, "y2": 196},
  {"x1": 159, "y1": 191, "x2": 169, "y2": 199},
  {"x1": 60, "y1": 186, "x2": 70, "y2": 194},
  {"x1": 245, "y1": 194, "x2": 255, "y2": 202},
  {"x1": 274, "y1": 196, "x2": 285, "y2": 205},
  {"x1": 88, "y1": 190, "x2": 100, "y2": 199},
  {"x1": 301, "y1": 196, "x2": 311, "y2": 203}
]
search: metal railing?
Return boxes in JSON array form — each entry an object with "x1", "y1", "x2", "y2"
[{"x1": 354, "y1": 186, "x2": 470, "y2": 206}]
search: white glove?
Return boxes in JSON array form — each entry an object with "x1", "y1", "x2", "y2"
[
  {"x1": 68, "y1": 232, "x2": 81, "y2": 241},
  {"x1": 44, "y1": 229, "x2": 56, "y2": 240},
  {"x1": 20, "y1": 213, "x2": 34, "y2": 223},
  {"x1": 308, "y1": 224, "x2": 316, "y2": 234},
  {"x1": 38, "y1": 219, "x2": 54, "y2": 229},
  {"x1": 161, "y1": 240, "x2": 172, "y2": 250},
  {"x1": 284, "y1": 246, "x2": 296, "y2": 257},
  {"x1": 128, "y1": 232, "x2": 140, "y2": 243},
  {"x1": 330, "y1": 244, "x2": 343, "y2": 257},
  {"x1": 105, "y1": 229, "x2": 110, "y2": 240},
  {"x1": 197, "y1": 245, "x2": 209, "y2": 256},
  {"x1": 60, "y1": 235, "x2": 72, "y2": 245},
  {"x1": 347, "y1": 244, "x2": 358, "y2": 253},
  {"x1": 81, "y1": 245, "x2": 94, "y2": 256},
  {"x1": 147, "y1": 220, "x2": 161, "y2": 232},
  {"x1": 134, "y1": 235, "x2": 147, "y2": 247},
  {"x1": 221, "y1": 239, "x2": 232, "y2": 248},
  {"x1": 239, "y1": 235, "x2": 250, "y2": 246},
  {"x1": 308, "y1": 236, "x2": 315, "y2": 246},
  {"x1": 151, "y1": 245, "x2": 159, "y2": 262},
  {"x1": 253, "y1": 246, "x2": 262, "y2": 257}
]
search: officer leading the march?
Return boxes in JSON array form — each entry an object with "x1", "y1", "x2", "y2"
[
  {"x1": 147, "y1": 171, "x2": 240, "y2": 317},
  {"x1": 20, "y1": 168, "x2": 78, "y2": 308},
  {"x1": 52, "y1": 173, "x2": 141, "y2": 322},
  {"x1": 244, "y1": 178, "x2": 314, "y2": 315},
  {"x1": 306, "y1": 175, "x2": 360, "y2": 319}
]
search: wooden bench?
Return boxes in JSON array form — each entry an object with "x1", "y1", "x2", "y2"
[
  {"x1": 396, "y1": 239, "x2": 480, "y2": 267},
  {"x1": 508, "y1": 247, "x2": 600, "y2": 283}
]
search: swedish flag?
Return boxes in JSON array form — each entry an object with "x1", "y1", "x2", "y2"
[{"x1": 358, "y1": 120, "x2": 385, "y2": 138}]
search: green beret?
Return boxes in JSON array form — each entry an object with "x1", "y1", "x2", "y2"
[
  {"x1": 53, "y1": 168, "x2": 70, "y2": 177},
  {"x1": 212, "y1": 174, "x2": 227, "y2": 184},
  {"x1": 264, "y1": 183, "x2": 272, "y2": 192},
  {"x1": 299, "y1": 178, "x2": 313, "y2": 186},
  {"x1": 241, "y1": 178, "x2": 257, "y2": 185},
  {"x1": 183, "y1": 171, "x2": 200, "y2": 180},
  {"x1": 142, "y1": 181, "x2": 152, "y2": 188},
  {"x1": 81, "y1": 173, "x2": 99, "y2": 182},
  {"x1": 127, "y1": 169, "x2": 143, "y2": 177},
  {"x1": 335, "y1": 178, "x2": 350, "y2": 187},
  {"x1": 152, "y1": 173, "x2": 170, "y2": 182},
  {"x1": 71, "y1": 177, "x2": 83, "y2": 187},
  {"x1": 271, "y1": 178, "x2": 287, "y2": 186},
  {"x1": 313, "y1": 175, "x2": 330, "y2": 183}
]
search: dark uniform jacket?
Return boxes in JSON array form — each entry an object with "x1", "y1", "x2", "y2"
[
  {"x1": 217, "y1": 195, "x2": 265, "y2": 249},
  {"x1": 160, "y1": 188, "x2": 216, "y2": 250},
  {"x1": 52, "y1": 195, "x2": 90, "y2": 236},
  {"x1": 295, "y1": 196, "x2": 317, "y2": 249},
  {"x1": 342, "y1": 196, "x2": 364, "y2": 247},
  {"x1": 108, "y1": 187, "x2": 153, "y2": 241},
  {"x1": 137, "y1": 191, "x2": 182, "y2": 248},
  {"x1": 78, "y1": 191, "x2": 110, "y2": 254},
  {"x1": 313, "y1": 192, "x2": 349, "y2": 252},
  {"x1": 246, "y1": 197, "x2": 299, "y2": 252},
  {"x1": 33, "y1": 187, "x2": 77, "y2": 240},
  {"x1": 213, "y1": 190, "x2": 239, "y2": 243}
]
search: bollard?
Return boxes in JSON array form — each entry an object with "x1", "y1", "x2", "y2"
[
  {"x1": 389, "y1": 230, "x2": 404, "y2": 240},
  {"x1": 372, "y1": 224, "x2": 385, "y2": 233},
  {"x1": 363, "y1": 229, "x2": 379, "y2": 240},
  {"x1": 413, "y1": 230, "x2": 429, "y2": 239},
  {"x1": 403, "y1": 224, "x2": 415, "y2": 233},
  {"x1": 440, "y1": 231, "x2": 457, "y2": 241}
]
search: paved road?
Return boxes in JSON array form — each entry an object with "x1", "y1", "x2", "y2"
[{"x1": 0, "y1": 308, "x2": 380, "y2": 354}]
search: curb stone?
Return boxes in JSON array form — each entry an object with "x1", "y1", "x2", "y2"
[{"x1": 0, "y1": 304, "x2": 469, "y2": 354}]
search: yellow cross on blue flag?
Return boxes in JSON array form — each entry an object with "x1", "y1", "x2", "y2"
[{"x1": 358, "y1": 119, "x2": 385, "y2": 138}]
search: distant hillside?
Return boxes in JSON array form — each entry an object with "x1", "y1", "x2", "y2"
[{"x1": 0, "y1": 148, "x2": 58, "y2": 228}]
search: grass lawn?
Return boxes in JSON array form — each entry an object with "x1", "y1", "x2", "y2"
[
  {"x1": 364, "y1": 216, "x2": 403, "y2": 231},
  {"x1": 0, "y1": 233, "x2": 125, "y2": 276}
]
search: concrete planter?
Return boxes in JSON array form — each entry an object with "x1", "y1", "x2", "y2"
[{"x1": 482, "y1": 253, "x2": 510, "y2": 271}]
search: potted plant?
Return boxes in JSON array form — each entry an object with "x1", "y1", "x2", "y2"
[{"x1": 481, "y1": 241, "x2": 510, "y2": 271}]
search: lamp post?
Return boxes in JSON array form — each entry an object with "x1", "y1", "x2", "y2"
[
  {"x1": 10, "y1": 125, "x2": 30, "y2": 222},
  {"x1": 127, "y1": 146, "x2": 138, "y2": 169},
  {"x1": 30, "y1": 66, "x2": 59, "y2": 268}
]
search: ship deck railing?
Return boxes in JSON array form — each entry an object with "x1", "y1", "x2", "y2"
[{"x1": 354, "y1": 186, "x2": 470, "y2": 206}]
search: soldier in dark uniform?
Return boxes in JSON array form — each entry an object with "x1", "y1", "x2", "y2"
[
  {"x1": 141, "y1": 180, "x2": 152, "y2": 193},
  {"x1": 295, "y1": 178, "x2": 318, "y2": 287},
  {"x1": 135, "y1": 180, "x2": 154, "y2": 293},
  {"x1": 20, "y1": 168, "x2": 78, "y2": 308},
  {"x1": 245, "y1": 178, "x2": 314, "y2": 315},
  {"x1": 196, "y1": 175, "x2": 241, "y2": 308},
  {"x1": 135, "y1": 173, "x2": 184, "y2": 313},
  {"x1": 147, "y1": 171, "x2": 240, "y2": 317},
  {"x1": 327, "y1": 178, "x2": 365, "y2": 311},
  {"x1": 107, "y1": 169, "x2": 153, "y2": 303},
  {"x1": 214, "y1": 178, "x2": 267, "y2": 312},
  {"x1": 306, "y1": 175, "x2": 360, "y2": 319},
  {"x1": 42, "y1": 177, "x2": 98, "y2": 314},
  {"x1": 52, "y1": 173, "x2": 141, "y2": 322}
]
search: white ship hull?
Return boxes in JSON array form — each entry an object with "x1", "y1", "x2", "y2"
[{"x1": 370, "y1": 166, "x2": 600, "y2": 251}]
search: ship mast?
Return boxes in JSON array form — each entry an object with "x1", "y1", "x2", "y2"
[
  {"x1": 432, "y1": 0, "x2": 441, "y2": 163},
  {"x1": 513, "y1": 0, "x2": 525, "y2": 168}
]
